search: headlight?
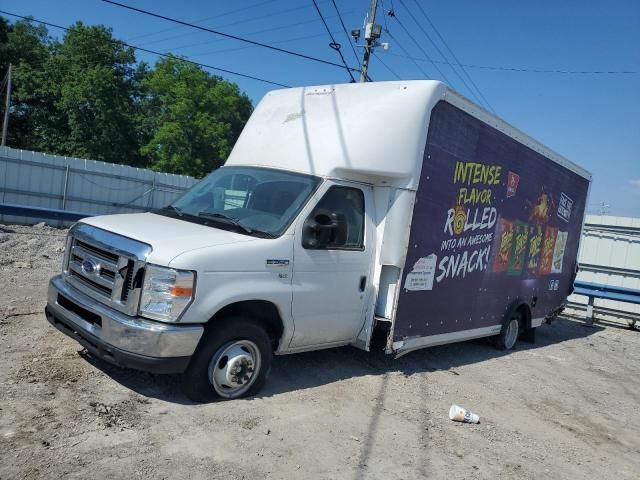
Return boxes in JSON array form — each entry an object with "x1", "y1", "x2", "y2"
[{"x1": 139, "y1": 265, "x2": 195, "y2": 322}]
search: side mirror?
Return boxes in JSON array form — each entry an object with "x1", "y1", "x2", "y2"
[{"x1": 302, "y1": 210, "x2": 347, "y2": 249}]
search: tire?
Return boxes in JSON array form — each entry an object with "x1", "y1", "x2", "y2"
[
  {"x1": 182, "y1": 317, "x2": 273, "y2": 402},
  {"x1": 495, "y1": 311, "x2": 522, "y2": 351}
]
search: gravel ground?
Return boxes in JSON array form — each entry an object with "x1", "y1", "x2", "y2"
[{"x1": 1, "y1": 223, "x2": 639, "y2": 479}]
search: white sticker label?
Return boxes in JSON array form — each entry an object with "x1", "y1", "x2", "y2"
[
  {"x1": 404, "y1": 254, "x2": 437, "y2": 291},
  {"x1": 557, "y1": 193, "x2": 573, "y2": 222}
]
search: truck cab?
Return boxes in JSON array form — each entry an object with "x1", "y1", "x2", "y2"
[{"x1": 47, "y1": 165, "x2": 379, "y2": 401}]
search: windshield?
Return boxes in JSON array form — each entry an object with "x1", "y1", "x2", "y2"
[{"x1": 165, "y1": 167, "x2": 321, "y2": 237}]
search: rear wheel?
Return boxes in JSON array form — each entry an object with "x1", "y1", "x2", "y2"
[
  {"x1": 182, "y1": 318, "x2": 273, "y2": 402},
  {"x1": 495, "y1": 311, "x2": 522, "y2": 350}
]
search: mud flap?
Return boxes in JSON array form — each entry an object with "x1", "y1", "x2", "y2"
[{"x1": 522, "y1": 327, "x2": 536, "y2": 343}]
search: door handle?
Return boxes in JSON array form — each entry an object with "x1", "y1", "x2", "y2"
[{"x1": 359, "y1": 275, "x2": 367, "y2": 292}]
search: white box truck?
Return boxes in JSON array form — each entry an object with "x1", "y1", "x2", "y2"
[{"x1": 45, "y1": 81, "x2": 591, "y2": 401}]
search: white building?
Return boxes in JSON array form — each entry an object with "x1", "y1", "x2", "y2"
[{"x1": 567, "y1": 215, "x2": 640, "y2": 325}]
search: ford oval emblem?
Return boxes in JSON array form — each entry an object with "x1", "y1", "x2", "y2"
[{"x1": 81, "y1": 259, "x2": 98, "y2": 275}]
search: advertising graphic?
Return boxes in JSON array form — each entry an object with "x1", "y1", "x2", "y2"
[
  {"x1": 529, "y1": 190, "x2": 554, "y2": 224},
  {"x1": 557, "y1": 192, "x2": 573, "y2": 222},
  {"x1": 525, "y1": 224, "x2": 543, "y2": 273},
  {"x1": 507, "y1": 221, "x2": 529, "y2": 275},
  {"x1": 551, "y1": 231, "x2": 568, "y2": 273},
  {"x1": 506, "y1": 171, "x2": 520, "y2": 198},
  {"x1": 436, "y1": 160, "x2": 499, "y2": 285},
  {"x1": 493, "y1": 219, "x2": 514, "y2": 273},
  {"x1": 394, "y1": 101, "x2": 589, "y2": 340},
  {"x1": 539, "y1": 226, "x2": 558, "y2": 275}
]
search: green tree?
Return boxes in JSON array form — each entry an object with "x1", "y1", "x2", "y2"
[
  {"x1": 1, "y1": 17, "x2": 254, "y2": 176},
  {"x1": 0, "y1": 17, "x2": 51, "y2": 148},
  {"x1": 140, "y1": 57, "x2": 253, "y2": 177},
  {"x1": 3, "y1": 20, "x2": 144, "y2": 165},
  {"x1": 0, "y1": 17, "x2": 50, "y2": 80},
  {"x1": 41, "y1": 23, "x2": 144, "y2": 165}
]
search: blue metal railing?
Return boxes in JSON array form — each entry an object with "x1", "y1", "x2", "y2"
[
  {"x1": 573, "y1": 281, "x2": 640, "y2": 305},
  {"x1": 0, "y1": 203, "x2": 91, "y2": 222},
  {"x1": 573, "y1": 280, "x2": 640, "y2": 327}
]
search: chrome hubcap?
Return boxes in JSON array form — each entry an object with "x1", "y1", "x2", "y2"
[
  {"x1": 208, "y1": 340, "x2": 261, "y2": 398},
  {"x1": 504, "y1": 318, "x2": 519, "y2": 349}
]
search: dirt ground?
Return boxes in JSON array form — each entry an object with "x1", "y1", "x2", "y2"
[{"x1": 1, "y1": 223, "x2": 639, "y2": 480}]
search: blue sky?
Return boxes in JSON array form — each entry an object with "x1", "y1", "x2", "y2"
[{"x1": 3, "y1": 0, "x2": 639, "y2": 216}]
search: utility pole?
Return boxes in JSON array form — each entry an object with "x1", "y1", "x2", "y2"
[
  {"x1": 1, "y1": 64, "x2": 11, "y2": 147},
  {"x1": 359, "y1": 0, "x2": 380, "y2": 82},
  {"x1": 598, "y1": 202, "x2": 610, "y2": 216}
]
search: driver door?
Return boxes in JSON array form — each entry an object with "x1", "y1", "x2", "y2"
[{"x1": 289, "y1": 182, "x2": 375, "y2": 348}]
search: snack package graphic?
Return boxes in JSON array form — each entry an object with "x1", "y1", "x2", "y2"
[
  {"x1": 526, "y1": 224, "x2": 543, "y2": 273},
  {"x1": 507, "y1": 221, "x2": 529, "y2": 276},
  {"x1": 493, "y1": 219, "x2": 515, "y2": 273},
  {"x1": 551, "y1": 231, "x2": 568, "y2": 274},
  {"x1": 539, "y1": 226, "x2": 558, "y2": 275}
]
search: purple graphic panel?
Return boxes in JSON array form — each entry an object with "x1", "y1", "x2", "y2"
[{"x1": 394, "y1": 101, "x2": 589, "y2": 341}]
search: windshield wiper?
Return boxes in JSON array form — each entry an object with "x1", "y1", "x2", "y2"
[
  {"x1": 197, "y1": 212, "x2": 253, "y2": 234},
  {"x1": 164, "y1": 205, "x2": 184, "y2": 217}
]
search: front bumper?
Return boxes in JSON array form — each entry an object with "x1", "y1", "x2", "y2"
[{"x1": 46, "y1": 275, "x2": 203, "y2": 374}]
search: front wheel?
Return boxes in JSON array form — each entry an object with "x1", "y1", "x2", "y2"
[{"x1": 182, "y1": 318, "x2": 273, "y2": 402}]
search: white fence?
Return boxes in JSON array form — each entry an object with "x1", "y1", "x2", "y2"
[
  {"x1": 567, "y1": 214, "x2": 640, "y2": 322},
  {"x1": 0, "y1": 146, "x2": 197, "y2": 225}
]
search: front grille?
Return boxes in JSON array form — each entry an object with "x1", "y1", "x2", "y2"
[
  {"x1": 76, "y1": 239, "x2": 119, "y2": 263},
  {"x1": 69, "y1": 269, "x2": 113, "y2": 296},
  {"x1": 68, "y1": 240, "x2": 121, "y2": 300},
  {"x1": 63, "y1": 224, "x2": 151, "y2": 316},
  {"x1": 100, "y1": 269, "x2": 116, "y2": 281}
]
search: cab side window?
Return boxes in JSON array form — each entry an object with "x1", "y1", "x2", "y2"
[{"x1": 304, "y1": 186, "x2": 365, "y2": 250}]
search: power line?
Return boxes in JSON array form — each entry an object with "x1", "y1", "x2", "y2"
[
  {"x1": 387, "y1": 9, "x2": 453, "y2": 86},
  {"x1": 311, "y1": 0, "x2": 356, "y2": 82},
  {"x1": 375, "y1": 0, "x2": 403, "y2": 81},
  {"x1": 379, "y1": 0, "x2": 391, "y2": 31},
  {"x1": 127, "y1": 0, "x2": 274, "y2": 42},
  {"x1": 379, "y1": 0, "x2": 427, "y2": 79},
  {"x1": 409, "y1": 0, "x2": 494, "y2": 112},
  {"x1": 0, "y1": 10, "x2": 291, "y2": 88},
  {"x1": 383, "y1": 26, "x2": 432, "y2": 79},
  {"x1": 330, "y1": 0, "x2": 361, "y2": 69},
  {"x1": 101, "y1": 0, "x2": 361, "y2": 75},
  {"x1": 161, "y1": 12, "x2": 350, "y2": 55},
  {"x1": 136, "y1": 1, "x2": 328, "y2": 49},
  {"x1": 397, "y1": 0, "x2": 489, "y2": 110},
  {"x1": 188, "y1": 33, "x2": 328, "y2": 59},
  {"x1": 372, "y1": 52, "x2": 401, "y2": 80},
  {"x1": 387, "y1": 51, "x2": 638, "y2": 75}
]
